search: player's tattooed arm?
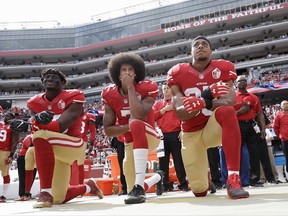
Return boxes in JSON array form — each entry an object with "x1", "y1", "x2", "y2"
[{"x1": 103, "y1": 104, "x2": 129, "y2": 137}]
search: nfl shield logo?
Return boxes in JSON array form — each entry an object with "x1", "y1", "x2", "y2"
[{"x1": 212, "y1": 68, "x2": 221, "y2": 79}]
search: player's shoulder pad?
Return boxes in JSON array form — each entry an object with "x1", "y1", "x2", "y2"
[
  {"x1": 138, "y1": 80, "x2": 159, "y2": 98},
  {"x1": 101, "y1": 84, "x2": 117, "y2": 98},
  {"x1": 167, "y1": 63, "x2": 186, "y2": 76},
  {"x1": 139, "y1": 79, "x2": 159, "y2": 91},
  {"x1": 64, "y1": 89, "x2": 84, "y2": 97},
  {"x1": 211, "y1": 59, "x2": 237, "y2": 80},
  {"x1": 27, "y1": 93, "x2": 44, "y2": 107},
  {"x1": 64, "y1": 89, "x2": 86, "y2": 103},
  {"x1": 211, "y1": 59, "x2": 235, "y2": 68}
]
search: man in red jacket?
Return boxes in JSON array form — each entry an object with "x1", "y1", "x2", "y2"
[
  {"x1": 273, "y1": 100, "x2": 288, "y2": 172},
  {"x1": 153, "y1": 82, "x2": 188, "y2": 192}
]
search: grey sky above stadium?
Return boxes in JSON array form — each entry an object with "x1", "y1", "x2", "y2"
[{"x1": 1, "y1": 0, "x2": 185, "y2": 28}]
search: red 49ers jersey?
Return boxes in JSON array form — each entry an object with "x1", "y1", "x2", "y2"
[
  {"x1": 167, "y1": 59, "x2": 237, "y2": 132},
  {"x1": 0, "y1": 124, "x2": 13, "y2": 151},
  {"x1": 19, "y1": 135, "x2": 32, "y2": 156},
  {"x1": 27, "y1": 89, "x2": 86, "y2": 137},
  {"x1": 81, "y1": 112, "x2": 96, "y2": 142},
  {"x1": 101, "y1": 80, "x2": 159, "y2": 143}
]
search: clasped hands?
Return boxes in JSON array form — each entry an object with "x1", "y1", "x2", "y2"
[{"x1": 182, "y1": 81, "x2": 230, "y2": 113}]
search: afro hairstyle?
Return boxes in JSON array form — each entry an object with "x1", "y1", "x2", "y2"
[{"x1": 107, "y1": 52, "x2": 146, "y2": 86}]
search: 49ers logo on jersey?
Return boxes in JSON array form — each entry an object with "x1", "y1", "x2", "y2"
[
  {"x1": 58, "y1": 100, "x2": 65, "y2": 109},
  {"x1": 212, "y1": 68, "x2": 221, "y2": 79}
]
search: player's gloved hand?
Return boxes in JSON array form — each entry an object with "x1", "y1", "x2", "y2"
[
  {"x1": 182, "y1": 96, "x2": 206, "y2": 113},
  {"x1": 209, "y1": 81, "x2": 230, "y2": 98},
  {"x1": 9, "y1": 119, "x2": 31, "y2": 132},
  {"x1": 34, "y1": 110, "x2": 54, "y2": 125}
]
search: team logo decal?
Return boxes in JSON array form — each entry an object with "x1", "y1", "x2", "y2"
[
  {"x1": 58, "y1": 100, "x2": 65, "y2": 109},
  {"x1": 82, "y1": 115, "x2": 87, "y2": 120},
  {"x1": 47, "y1": 105, "x2": 52, "y2": 110},
  {"x1": 212, "y1": 68, "x2": 221, "y2": 79},
  {"x1": 124, "y1": 99, "x2": 128, "y2": 104}
]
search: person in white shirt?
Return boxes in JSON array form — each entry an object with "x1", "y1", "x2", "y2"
[{"x1": 260, "y1": 126, "x2": 280, "y2": 183}]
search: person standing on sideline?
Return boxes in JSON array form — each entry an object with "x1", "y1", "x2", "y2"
[
  {"x1": 234, "y1": 75, "x2": 266, "y2": 187},
  {"x1": 259, "y1": 118, "x2": 279, "y2": 183},
  {"x1": 167, "y1": 36, "x2": 249, "y2": 199},
  {"x1": 10, "y1": 68, "x2": 103, "y2": 208},
  {"x1": 15, "y1": 134, "x2": 37, "y2": 201},
  {"x1": 0, "y1": 112, "x2": 20, "y2": 202},
  {"x1": 70, "y1": 109, "x2": 97, "y2": 185},
  {"x1": 256, "y1": 112, "x2": 276, "y2": 184},
  {"x1": 102, "y1": 52, "x2": 164, "y2": 204},
  {"x1": 153, "y1": 81, "x2": 189, "y2": 192},
  {"x1": 111, "y1": 135, "x2": 127, "y2": 195},
  {"x1": 273, "y1": 100, "x2": 288, "y2": 172}
]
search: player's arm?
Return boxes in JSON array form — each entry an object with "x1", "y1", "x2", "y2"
[
  {"x1": 127, "y1": 85, "x2": 154, "y2": 121},
  {"x1": 235, "y1": 93, "x2": 255, "y2": 116},
  {"x1": 170, "y1": 84, "x2": 198, "y2": 121},
  {"x1": 56, "y1": 102, "x2": 83, "y2": 132},
  {"x1": 103, "y1": 104, "x2": 129, "y2": 137},
  {"x1": 273, "y1": 115, "x2": 280, "y2": 137},
  {"x1": 256, "y1": 107, "x2": 266, "y2": 139},
  {"x1": 88, "y1": 119, "x2": 96, "y2": 142},
  {"x1": 10, "y1": 132, "x2": 19, "y2": 158}
]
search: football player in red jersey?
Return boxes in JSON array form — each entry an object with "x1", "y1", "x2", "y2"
[
  {"x1": 102, "y1": 53, "x2": 164, "y2": 204},
  {"x1": 70, "y1": 109, "x2": 96, "y2": 185},
  {"x1": 0, "y1": 112, "x2": 19, "y2": 202},
  {"x1": 11, "y1": 68, "x2": 103, "y2": 208},
  {"x1": 167, "y1": 36, "x2": 249, "y2": 199}
]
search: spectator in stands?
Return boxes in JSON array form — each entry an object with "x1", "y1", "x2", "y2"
[
  {"x1": 102, "y1": 52, "x2": 164, "y2": 204},
  {"x1": 153, "y1": 81, "x2": 189, "y2": 192},
  {"x1": 273, "y1": 100, "x2": 288, "y2": 172}
]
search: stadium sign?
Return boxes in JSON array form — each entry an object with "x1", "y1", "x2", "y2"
[{"x1": 164, "y1": 3, "x2": 286, "y2": 33}]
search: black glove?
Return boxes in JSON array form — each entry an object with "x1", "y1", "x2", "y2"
[
  {"x1": 9, "y1": 119, "x2": 30, "y2": 132},
  {"x1": 201, "y1": 87, "x2": 213, "y2": 110},
  {"x1": 34, "y1": 111, "x2": 54, "y2": 125}
]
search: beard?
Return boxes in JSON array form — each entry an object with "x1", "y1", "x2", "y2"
[{"x1": 195, "y1": 56, "x2": 208, "y2": 61}]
